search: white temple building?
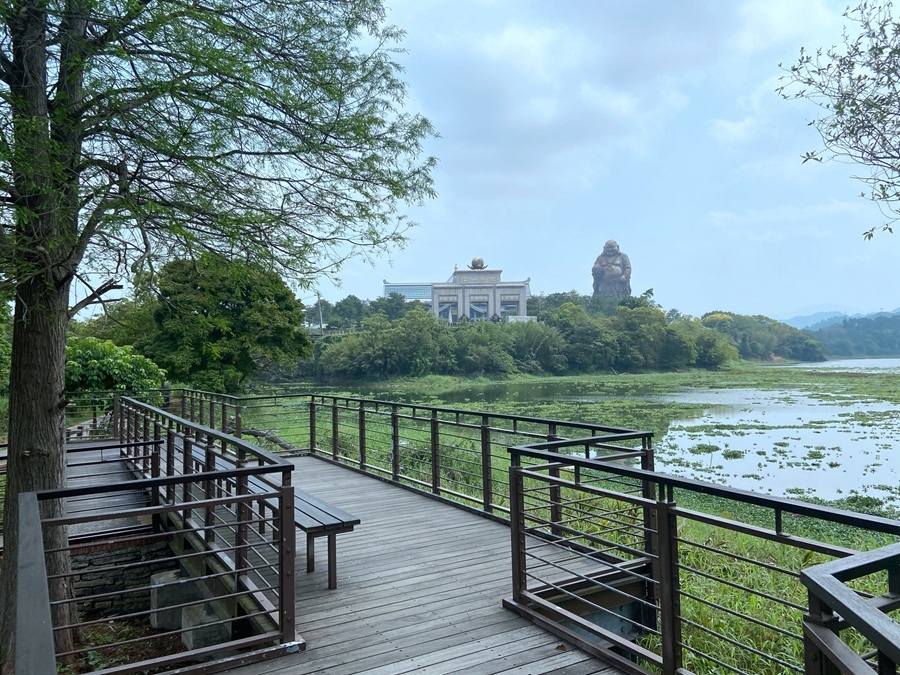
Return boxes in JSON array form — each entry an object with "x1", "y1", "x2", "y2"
[{"x1": 383, "y1": 258, "x2": 531, "y2": 323}]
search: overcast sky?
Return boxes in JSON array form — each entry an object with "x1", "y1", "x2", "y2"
[{"x1": 314, "y1": 0, "x2": 900, "y2": 321}]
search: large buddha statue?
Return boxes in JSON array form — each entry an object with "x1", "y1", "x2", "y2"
[{"x1": 591, "y1": 240, "x2": 631, "y2": 298}]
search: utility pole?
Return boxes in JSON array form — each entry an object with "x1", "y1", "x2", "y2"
[{"x1": 317, "y1": 292, "x2": 325, "y2": 335}]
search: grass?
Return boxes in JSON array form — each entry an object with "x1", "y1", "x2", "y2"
[{"x1": 57, "y1": 618, "x2": 184, "y2": 674}]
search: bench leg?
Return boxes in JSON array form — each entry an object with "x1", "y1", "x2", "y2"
[
  {"x1": 305, "y1": 531, "x2": 343, "y2": 589},
  {"x1": 327, "y1": 534, "x2": 337, "y2": 590}
]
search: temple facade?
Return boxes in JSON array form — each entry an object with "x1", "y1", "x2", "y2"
[{"x1": 383, "y1": 259, "x2": 530, "y2": 323}]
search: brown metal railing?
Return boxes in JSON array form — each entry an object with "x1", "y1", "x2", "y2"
[
  {"x1": 505, "y1": 443, "x2": 900, "y2": 675},
  {"x1": 13, "y1": 397, "x2": 299, "y2": 674},
  {"x1": 10, "y1": 387, "x2": 898, "y2": 674},
  {"x1": 802, "y1": 542, "x2": 900, "y2": 674},
  {"x1": 177, "y1": 389, "x2": 654, "y2": 519}
]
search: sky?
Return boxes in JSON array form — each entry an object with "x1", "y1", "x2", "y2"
[{"x1": 312, "y1": 0, "x2": 900, "y2": 321}]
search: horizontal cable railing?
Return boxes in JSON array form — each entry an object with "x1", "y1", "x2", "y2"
[
  {"x1": 9, "y1": 387, "x2": 898, "y2": 674},
  {"x1": 13, "y1": 397, "x2": 299, "y2": 674},
  {"x1": 176, "y1": 389, "x2": 654, "y2": 520},
  {"x1": 505, "y1": 443, "x2": 900, "y2": 675}
]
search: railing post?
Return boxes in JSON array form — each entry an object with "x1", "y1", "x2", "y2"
[
  {"x1": 358, "y1": 402, "x2": 367, "y2": 470},
  {"x1": 547, "y1": 425, "x2": 561, "y2": 538},
  {"x1": 481, "y1": 415, "x2": 492, "y2": 512},
  {"x1": 204, "y1": 437, "x2": 215, "y2": 546},
  {"x1": 509, "y1": 459, "x2": 527, "y2": 603},
  {"x1": 142, "y1": 415, "x2": 150, "y2": 475},
  {"x1": 642, "y1": 433, "x2": 658, "y2": 581},
  {"x1": 182, "y1": 432, "x2": 193, "y2": 522},
  {"x1": 166, "y1": 425, "x2": 176, "y2": 504},
  {"x1": 278, "y1": 482, "x2": 296, "y2": 643},
  {"x1": 655, "y1": 496, "x2": 682, "y2": 675},
  {"x1": 391, "y1": 404, "x2": 400, "y2": 480},
  {"x1": 234, "y1": 402, "x2": 242, "y2": 439},
  {"x1": 803, "y1": 594, "x2": 841, "y2": 675},
  {"x1": 431, "y1": 410, "x2": 440, "y2": 495},
  {"x1": 236, "y1": 473, "x2": 249, "y2": 586},
  {"x1": 309, "y1": 398, "x2": 317, "y2": 454},
  {"x1": 332, "y1": 399, "x2": 340, "y2": 460},
  {"x1": 208, "y1": 398, "x2": 215, "y2": 433},
  {"x1": 113, "y1": 397, "x2": 121, "y2": 440}
]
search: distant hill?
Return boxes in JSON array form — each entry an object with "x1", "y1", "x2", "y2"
[
  {"x1": 784, "y1": 308, "x2": 900, "y2": 331},
  {"x1": 782, "y1": 311, "x2": 847, "y2": 330},
  {"x1": 807, "y1": 310, "x2": 900, "y2": 357}
]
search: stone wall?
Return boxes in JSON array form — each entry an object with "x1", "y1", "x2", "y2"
[{"x1": 72, "y1": 537, "x2": 175, "y2": 615}]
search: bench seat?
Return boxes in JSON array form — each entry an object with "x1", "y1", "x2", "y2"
[
  {"x1": 293, "y1": 489, "x2": 360, "y2": 589},
  {"x1": 172, "y1": 442, "x2": 360, "y2": 589}
]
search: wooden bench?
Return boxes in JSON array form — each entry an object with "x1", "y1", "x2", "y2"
[
  {"x1": 292, "y1": 489, "x2": 360, "y2": 590},
  {"x1": 168, "y1": 440, "x2": 361, "y2": 589}
]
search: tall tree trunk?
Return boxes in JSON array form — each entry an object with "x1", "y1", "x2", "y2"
[
  {"x1": 0, "y1": 274, "x2": 76, "y2": 674},
  {"x1": 0, "y1": 0, "x2": 87, "y2": 669}
]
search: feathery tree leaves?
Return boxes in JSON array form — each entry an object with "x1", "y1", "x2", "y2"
[{"x1": 0, "y1": 0, "x2": 435, "y2": 664}]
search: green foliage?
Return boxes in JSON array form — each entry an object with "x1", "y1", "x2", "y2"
[
  {"x1": 507, "y1": 321, "x2": 568, "y2": 374},
  {"x1": 70, "y1": 299, "x2": 155, "y2": 348},
  {"x1": 0, "y1": 301, "x2": 10, "y2": 395},
  {"x1": 701, "y1": 311, "x2": 826, "y2": 362},
  {"x1": 65, "y1": 337, "x2": 165, "y2": 392},
  {"x1": 810, "y1": 313, "x2": 900, "y2": 356},
  {"x1": 368, "y1": 293, "x2": 415, "y2": 322},
  {"x1": 138, "y1": 254, "x2": 312, "y2": 393},
  {"x1": 331, "y1": 295, "x2": 367, "y2": 329},
  {"x1": 312, "y1": 299, "x2": 741, "y2": 380},
  {"x1": 453, "y1": 321, "x2": 516, "y2": 374},
  {"x1": 543, "y1": 302, "x2": 618, "y2": 372}
]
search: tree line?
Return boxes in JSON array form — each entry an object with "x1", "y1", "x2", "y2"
[
  {"x1": 58, "y1": 276, "x2": 830, "y2": 389},
  {"x1": 302, "y1": 292, "x2": 825, "y2": 380},
  {"x1": 809, "y1": 313, "x2": 900, "y2": 357}
]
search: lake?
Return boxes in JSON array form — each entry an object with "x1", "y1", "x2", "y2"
[{"x1": 360, "y1": 358, "x2": 900, "y2": 505}]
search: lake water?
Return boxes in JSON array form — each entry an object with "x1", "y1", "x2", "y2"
[
  {"x1": 374, "y1": 358, "x2": 900, "y2": 504},
  {"x1": 653, "y1": 387, "x2": 899, "y2": 502},
  {"x1": 655, "y1": 358, "x2": 900, "y2": 502}
]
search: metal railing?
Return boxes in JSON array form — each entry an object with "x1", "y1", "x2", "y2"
[
  {"x1": 13, "y1": 396, "x2": 299, "y2": 674},
  {"x1": 177, "y1": 389, "x2": 655, "y2": 519},
  {"x1": 802, "y1": 542, "x2": 900, "y2": 673},
  {"x1": 175, "y1": 388, "x2": 900, "y2": 674},
  {"x1": 10, "y1": 387, "x2": 899, "y2": 674},
  {"x1": 504, "y1": 442, "x2": 900, "y2": 675}
]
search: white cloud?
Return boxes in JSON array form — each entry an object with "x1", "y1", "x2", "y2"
[
  {"x1": 474, "y1": 23, "x2": 590, "y2": 82},
  {"x1": 733, "y1": 0, "x2": 840, "y2": 54},
  {"x1": 579, "y1": 83, "x2": 638, "y2": 119},
  {"x1": 710, "y1": 116, "x2": 759, "y2": 144},
  {"x1": 706, "y1": 199, "x2": 864, "y2": 242}
]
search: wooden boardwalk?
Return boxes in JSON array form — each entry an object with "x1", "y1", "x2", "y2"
[
  {"x1": 65, "y1": 440, "x2": 149, "y2": 537},
  {"x1": 228, "y1": 455, "x2": 623, "y2": 675}
]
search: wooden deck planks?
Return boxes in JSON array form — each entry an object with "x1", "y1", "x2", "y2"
[{"x1": 225, "y1": 455, "x2": 622, "y2": 675}]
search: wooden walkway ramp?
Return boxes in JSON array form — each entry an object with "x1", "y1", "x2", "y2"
[
  {"x1": 65, "y1": 440, "x2": 149, "y2": 538},
  {"x1": 229, "y1": 456, "x2": 622, "y2": 675}
]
